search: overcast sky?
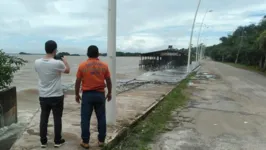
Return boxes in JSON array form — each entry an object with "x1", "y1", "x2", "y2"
[{"x1": 0, "y1": 0, "x2": 265, "y2": 54}]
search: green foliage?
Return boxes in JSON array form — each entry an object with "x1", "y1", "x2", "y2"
[
  {"x1": 57, "y1": 52, "x2": 70, "y2": 56},
  {"x1": 19, "y1": 52, "x2": 31, "y2": 55},
  {"x1": 205, "y1": 16, "x2": 266, "y2": 70},
  {"x1": 256, "y1": 30, "x2": 266, "y2": 51},
  {"x1": 0, "y1": 49, "x2": 27, "y2": 90}
]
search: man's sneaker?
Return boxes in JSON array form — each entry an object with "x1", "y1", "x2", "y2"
[
  {"x1": 41, "y1": 143, "x2": 47, "y2": 148},
  {"x1": 98, "y1": 141, "x2": 105, "y2": 147},
  {"x1": 54, "y1": 139, "x2": 65, "y2": 148},
  {"x1": 80, "y1": 142, "x2": 90, "y2": 149}
]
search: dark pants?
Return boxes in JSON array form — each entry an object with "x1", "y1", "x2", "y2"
[
  {"x1": 39, "y1": 95, "x2": 64, "y2": 144},
  {"x1": 81, "y1": 91, "x2": 106, "y2": 143}
]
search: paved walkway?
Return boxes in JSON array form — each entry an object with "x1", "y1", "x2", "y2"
[
  {"x1": 10, "y1": 83, "x2": 174, "y2": 150},
  {"x1": 152, "y1": 60, "x2": 266, "y2": 150}
]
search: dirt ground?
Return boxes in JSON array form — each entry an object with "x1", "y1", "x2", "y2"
[{"x1": 151, "y1": 60, "x2": 266, "y2": 150}]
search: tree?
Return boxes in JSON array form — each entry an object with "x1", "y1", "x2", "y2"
[
  {"x1": 205, "y1": 16, "x2": 266, "y2": 71},
  {"x1": 57, "y1": 52, "x2": 70, "y2": 56},
  {"x1": 0, "y1": 49, "x2": 27, "y2": 90},
  {"x1": 256, "y1": 30, "x2": 266, "y2": 70}
]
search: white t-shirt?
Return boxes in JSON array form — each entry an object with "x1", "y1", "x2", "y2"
[{"x1": 34, "y1": 58, "x2": 66, "y2": 97}]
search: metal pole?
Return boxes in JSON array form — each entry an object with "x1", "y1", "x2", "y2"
[
  {"x1": 203, "y1": 45, "x2": 206, "y2": 59},
  {"x1": 199, "y1": 26, "x2": 209, "y2": 60},
  {"x1": 199, "y1": 36, "x2": 204, "y2": 60},
  {"x1": 200, "y1": 44, "x2": 204, "y2": 60},
  {"x1": 196, "y1": 9, "x2": 211, "y2": 62},
  {"x1": 106, "y1": 0, "x2": 117, "y2": 125},
  {"x1": 187, "y1": 0, "x2": 202, "y2": 73}
]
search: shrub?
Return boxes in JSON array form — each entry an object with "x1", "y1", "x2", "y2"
[{"x1": 0, "y1": 49, "x2": 27, "y2": 90}]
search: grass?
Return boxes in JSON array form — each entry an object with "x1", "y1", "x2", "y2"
[
  {"x1": 111, "y1": 73, "x2": 195, "y2": 150},
  {"x1": 224, "y1": 62, "x2": 266, "y2": 76}
]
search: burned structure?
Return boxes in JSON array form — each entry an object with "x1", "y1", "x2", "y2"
[{"x1": 139, "y1": 45, "x2": 188, "y2": 69}]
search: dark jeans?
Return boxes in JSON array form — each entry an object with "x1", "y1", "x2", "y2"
[
  {"x1": 81, "y1": 91, "x2": 106, "y2": 143},
  {"x1": 39, "y1": 95, "x2": 64, "y2": 144}
]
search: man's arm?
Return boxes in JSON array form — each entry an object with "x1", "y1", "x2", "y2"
[
  {"x1": 34, "y1": 60, "x2": 39, "y2": 72},
  {"x1": 105, "y1": 77, "x2": 112, "y2": 95},
  {"x1": 62, "y1": 57, "x2": 70, "y2": 74},
  {"x1": 75, "y1": 65, "x2": 83, "y2": 103},
  {"x1": 56, "y1": 58, "x2": 70, "y2": 74},
  {"x1": 75, "y1": 78, "x2": 82, "y2": 96},
  {"x1": 104, "y1": 66, "x2": 112, "y2": 101}
]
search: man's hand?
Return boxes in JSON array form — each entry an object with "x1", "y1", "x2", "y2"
[
  {"x1": 106, "y1": 93, "x2": 112, "y2": 101},
  {"x1": 62, "y1": 56, "x2": 67, "y2": 62},
  {"x1": 75, "y1": 95, "x2": 81, "y2": 103}
]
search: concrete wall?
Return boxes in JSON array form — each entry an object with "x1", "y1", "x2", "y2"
[{"x1": 0, "y1": 86, "x2": 17, "y2": 127}]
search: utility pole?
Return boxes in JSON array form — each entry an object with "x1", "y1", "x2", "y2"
[
  {"x1": 199, "y1": 44, "x2": 203, "y2": 60},
  {"x1": 200, "y1": 44, "x2": 205, "y2": 60},
  {"x1": 106, "y1": 0, "x2": 117, "y2": 125},
  {"x1": 196, "y1": 9, "x2": 212, "y2": 62},
  {"x1": 187, "y1": 0, "x2": 202, "y2": 73},
  {"x1": 199, "y1": 36, "x2": 208, "y2": 60},
  {"x1": 235, "y1": 28, "x2": 245, "y2": 64}
]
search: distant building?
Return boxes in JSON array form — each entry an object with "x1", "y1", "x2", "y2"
[{"x1": 139, "y1": 46, "x2": 188, "y2": 69}]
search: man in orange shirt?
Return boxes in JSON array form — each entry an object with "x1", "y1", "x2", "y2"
[{"x1": 75, "y1": 45, "x2": 112, "y2": 149}]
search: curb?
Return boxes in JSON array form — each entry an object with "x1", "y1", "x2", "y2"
[{"x1": 103, "y1": 65, "x2": 201, "y2": 150}]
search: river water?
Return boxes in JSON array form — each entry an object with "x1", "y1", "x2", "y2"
[{"x1": 0, "y1": 55, "x2": 197, "y2": 150}]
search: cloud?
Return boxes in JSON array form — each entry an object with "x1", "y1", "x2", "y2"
[
  {"x1": 0, "y1": 0, "x2": 265, "y2": 53},
  {"x1": 117, "y1": 33, "x2": 165, "y2": 51}
]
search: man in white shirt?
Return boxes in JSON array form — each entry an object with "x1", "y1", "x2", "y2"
[{"x1": 34, "y1": 40, "x2": 70, "y2": 148}]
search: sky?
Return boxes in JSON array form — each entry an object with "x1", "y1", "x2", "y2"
[{"x1": 0, "y1": 0, "x2": 265, "y2": 54}]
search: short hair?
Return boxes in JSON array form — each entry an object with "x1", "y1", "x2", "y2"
[
  {"x1": 87, "y1": 45, "x2": 99, "y2": 58},
  {"x1": 45, "y1": 40, "x2": 57, "y2": 54}
]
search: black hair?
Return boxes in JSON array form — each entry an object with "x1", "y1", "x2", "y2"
[
  {"x1": 87, "y1": 45, "x2": 99, "y2": 58},
  {"x1": 45, "y1": 40, "x2": 57, "y2": 54}
]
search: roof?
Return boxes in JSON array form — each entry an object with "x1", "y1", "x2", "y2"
[{"x1": 140, "y1": 49, "x2": 186, "y2": 56}]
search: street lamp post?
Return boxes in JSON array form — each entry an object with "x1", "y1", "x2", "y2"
[
  {"x1": 106, "y1": 0, "x2": 117, "y2": 125},
  {"x1": 199, "y1": 43, "x2": 205, "y2": 60},
  {"x1": 199, "y1": 26, "x2": 209, "y2": 60},
  {"x1": 196, "y1": 9, "x2": 212, "y2": 62},
  {"x1": 187, "y1": 0, "x2": 202, "y2": 73}
]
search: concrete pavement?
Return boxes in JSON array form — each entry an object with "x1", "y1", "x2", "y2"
[
  {"x1": 10, "y1": 84, "x2": 174, "y2": 150},
  {"x1": 151, "y1": 60, "x2": 266, "y2": 150}
]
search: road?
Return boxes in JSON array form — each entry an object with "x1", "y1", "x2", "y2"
[{"x1": 151, "y1": 60, "x2": 266, "y2": 150}]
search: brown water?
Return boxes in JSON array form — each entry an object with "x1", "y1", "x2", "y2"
[{"x1": 12, "y1": 55, "x2": 145, "y2": 91}]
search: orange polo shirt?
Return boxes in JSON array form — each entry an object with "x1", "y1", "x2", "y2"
[{"x1": 76, "y1": 58, "x2": 110, "y2": 92}]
